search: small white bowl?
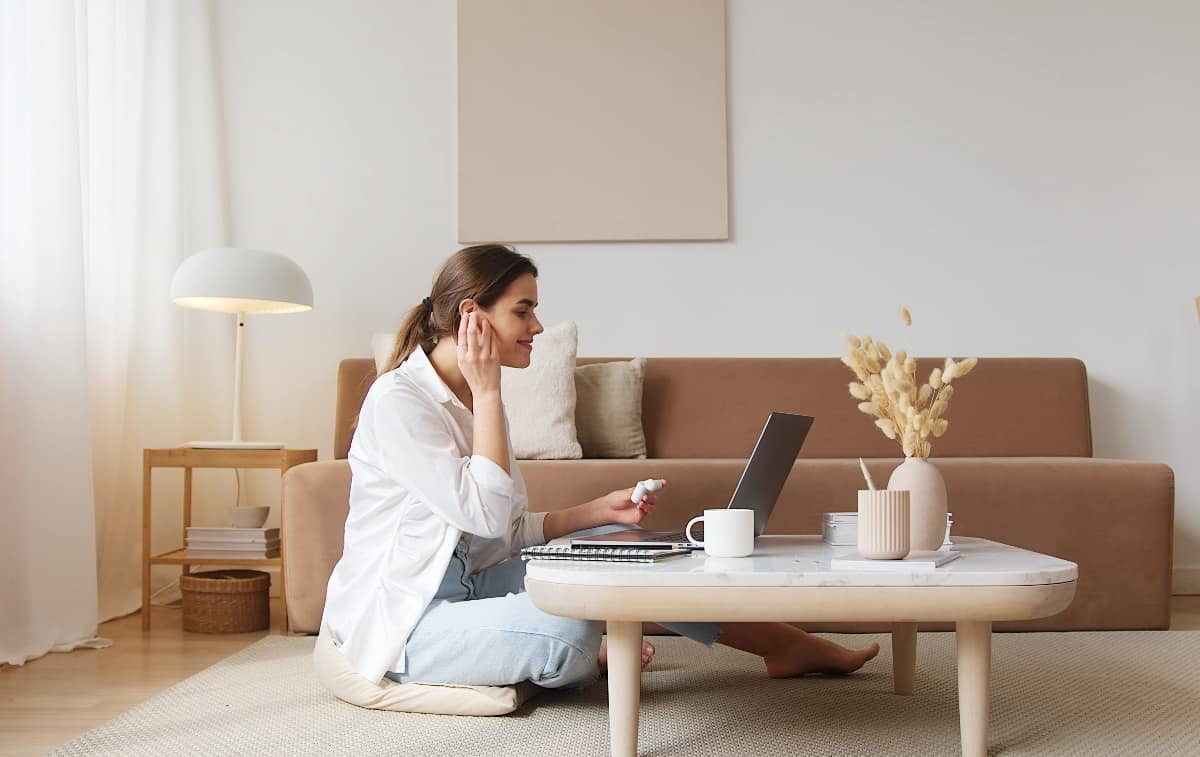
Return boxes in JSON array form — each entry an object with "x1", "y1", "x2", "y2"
[{"x1": 230, "y1": 505, "x2": 270, "y2": 529}]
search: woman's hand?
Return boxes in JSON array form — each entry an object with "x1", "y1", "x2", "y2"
[
  {"x1": 457, "y1": 310, "x2": 501, "y2": 397},
  {"x1": 544, "y1": 480, "x2": 668, "y2": 540},
  {"x1": 602, "y1": 480, "x2": 666, "y2": 526}
]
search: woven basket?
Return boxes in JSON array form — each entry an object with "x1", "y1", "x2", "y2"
[{"x1": 180, "y1": 569, "x2": 270, "y2": 633}]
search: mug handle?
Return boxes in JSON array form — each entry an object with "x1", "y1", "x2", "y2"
[{"x1": 685, "y1": 515, "x2": 706, "y2": 545}]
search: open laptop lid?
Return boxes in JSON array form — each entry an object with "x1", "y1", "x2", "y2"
[
  {"x1": 731, "y1": 411, "x2": 814, "y2": 536},
  {"x1": 569, "y1": 411, "x2": 813, "y2": 548}
]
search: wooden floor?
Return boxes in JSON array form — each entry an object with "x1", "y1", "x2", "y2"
[
  {"x1": 3, "y1": 597, "x2": 1198, "y2": 756},
  {"x1": 0, "y1": 601, "x2": 286, "y2": 757}
]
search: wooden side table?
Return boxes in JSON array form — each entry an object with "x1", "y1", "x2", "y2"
[{"x1": 141, "y1": 447, "x2": 318, "y2": 632}]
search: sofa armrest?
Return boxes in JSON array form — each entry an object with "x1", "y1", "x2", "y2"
[
  {"x1": 933, "y1": 457, "x2": 1174, "y2": 630},
  {"x1": 283, "y1": 460, "x2": 351, "y2": 634}
]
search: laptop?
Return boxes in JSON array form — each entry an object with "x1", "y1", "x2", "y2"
[{"x1": 571, "y1": 412, "x2": 815, "y2": 549}]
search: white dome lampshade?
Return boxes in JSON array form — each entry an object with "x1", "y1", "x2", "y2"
[
  {"x1": 170, "y1": 247, "x2": 312, "y2": 314},
  {"x1": 170, "y1": 247, "x2": 313, "y2": 450}
]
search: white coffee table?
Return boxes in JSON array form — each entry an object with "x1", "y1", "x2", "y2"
[{"x1": 525, "y1": 536, "x2": 1077, "y2": 757}]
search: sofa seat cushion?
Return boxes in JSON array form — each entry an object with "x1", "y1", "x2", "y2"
[{"x1": 314, "y1": 624, "x2": 537, "y2": 715}]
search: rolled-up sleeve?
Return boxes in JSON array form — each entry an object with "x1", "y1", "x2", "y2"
[
  {"x1": 369, "y1": 386, "x2": 517, "y2": 539},
  {"x1": 513, "y1": 510, "x2": 548, "y2": 549}
]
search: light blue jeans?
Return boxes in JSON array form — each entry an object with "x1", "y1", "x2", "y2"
[{"x1": 387, "y1": 526, "x2": 721, "y2": 689}]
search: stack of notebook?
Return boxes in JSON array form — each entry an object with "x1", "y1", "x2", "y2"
[
  {"x1": 821, "y1": 512, "x2": 860, "y2": 546},
  {"x1": 185, "y1": 526, "x2": 280, "y2": 558},
  {"x1": 822, "y1": 512, "x2": 954, "y2": 547}
]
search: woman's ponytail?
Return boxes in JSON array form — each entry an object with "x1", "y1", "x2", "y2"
[
  {"x1": 380, "y1": 303, "x2": 432, "y2": 375},
  {"x1": 377, "y1": 244, "x2": 537, "y2": 376}
]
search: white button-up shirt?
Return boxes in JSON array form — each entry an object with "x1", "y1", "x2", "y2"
[{"x1": 321, "y1": 347, "x2": 548, "y2": 683}]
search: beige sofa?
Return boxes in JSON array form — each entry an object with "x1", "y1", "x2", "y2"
[{"x1": 283, "y1": 356, "x2": 1174, "y2": 635}]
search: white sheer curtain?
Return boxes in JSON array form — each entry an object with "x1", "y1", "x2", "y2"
[{"x1": 1, "y1": 0, "x2": 227, "y2": 665}]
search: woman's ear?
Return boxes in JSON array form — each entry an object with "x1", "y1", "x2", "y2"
[{"x1": 458, "y1": 298, "x2": 477, "y2": 318}]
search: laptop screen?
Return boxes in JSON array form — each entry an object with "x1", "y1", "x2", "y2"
[{"x1": 726, "y1": 412, "x2": 814, "y2": 536}]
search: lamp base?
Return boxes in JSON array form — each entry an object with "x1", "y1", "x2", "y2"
[{"x1": 185, "y1": 440, "x2": 285, "y2": 450}]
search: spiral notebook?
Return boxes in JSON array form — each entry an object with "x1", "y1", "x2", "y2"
[{"x1": 521, "y1": 545, "x2": 691, "y2": 563}]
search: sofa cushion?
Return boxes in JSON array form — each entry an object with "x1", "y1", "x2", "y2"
[
  {"x1": 314, "y1": 624, "x2": 536, "y2": 715},
  {"x1": 500, "y1": 321, "x2": 582, "y2": 459},
  {"x1": 574, "y1": 357, "x2": 647, "y2": 458}
]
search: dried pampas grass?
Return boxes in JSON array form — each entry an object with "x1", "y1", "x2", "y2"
[{"x1": 842, "y1": 307, "x2": 977, "y2": 459}]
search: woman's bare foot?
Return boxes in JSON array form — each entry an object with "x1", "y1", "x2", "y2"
[
  {"x1": 764, "y1": 635, "x2": 880, "y2": 678},
  {"x1": 598, "y1": 638, "x2": 656, "y2": 671},
  {"x1": 716, "y1": 621, "x2": 880, "y2": 678}
]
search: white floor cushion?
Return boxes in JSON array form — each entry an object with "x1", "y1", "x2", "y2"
[{"x1": 313, "y1": 624, "x2": 536, "y2": 716}]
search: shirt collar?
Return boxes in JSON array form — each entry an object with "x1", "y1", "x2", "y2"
[{"x1": 400, "y1": 345, "x2": 470, "y2": 412}]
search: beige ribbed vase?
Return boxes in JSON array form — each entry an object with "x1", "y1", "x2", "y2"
[{"x1": 857, "y1": 489, "x2": 911, "y2": 559}]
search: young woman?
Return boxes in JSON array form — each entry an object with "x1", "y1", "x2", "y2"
[{"x1": 322, "y1": 244, "x2": 879, "y2": 688}]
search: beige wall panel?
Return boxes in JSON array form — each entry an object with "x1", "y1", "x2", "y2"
[{"x1": 458, "y1": 0, "x2": 728, "y2": 242}]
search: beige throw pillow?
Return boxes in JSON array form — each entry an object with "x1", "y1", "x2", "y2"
[
  {"x1": 500, "y1": 321, "x2": 582, "y2": 459},
  {"x1": 574, "y1": 358, "x2": 648, "y2": 458}
]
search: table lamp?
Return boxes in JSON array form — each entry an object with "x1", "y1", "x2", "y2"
[{"x1": 170, "y1": 247, "x2": 313, "y2": 449}]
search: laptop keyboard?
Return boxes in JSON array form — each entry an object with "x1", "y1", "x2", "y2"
[{"x1": 659, "y1": 528, "x2": 701, "y2": 542}]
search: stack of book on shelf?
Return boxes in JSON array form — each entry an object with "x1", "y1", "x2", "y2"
[
  {"x1": 822, "y1": 511, "x2": 954, "y2": 547},
  {"x1": 185, "y1": 526, "x2": 280, "y2": 558}
]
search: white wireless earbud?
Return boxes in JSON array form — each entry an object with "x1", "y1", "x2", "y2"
[{"x1": 631, "y1": 478, "x2": 664, "y2": 504}]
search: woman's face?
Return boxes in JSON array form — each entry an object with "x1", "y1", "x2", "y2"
[{"x1": 476, "y1": 273, "x2": 543, "y2": 369}]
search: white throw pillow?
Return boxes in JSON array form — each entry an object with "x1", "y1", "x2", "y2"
[
  {"x1": 501, "y1": 321, "x2": 583, "y2": 460},
  {"x1": 314, "y1": 624, "x2": 535, "y2": 716},
  {"x1": 574, "y1": 358, "x2": 648, "y2": 458}
]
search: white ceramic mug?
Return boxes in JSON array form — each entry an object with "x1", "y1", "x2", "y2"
[
  {"x1": 685, "y1": 508, "x2": 755, "y2": 557},
  {"x1": 857, "y1": 489, "x2": 910, "y2": 559}
]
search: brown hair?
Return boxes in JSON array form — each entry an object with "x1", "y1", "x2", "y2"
[{"x1": 380, "y1": 244, "x2": 538, "y2": 374}]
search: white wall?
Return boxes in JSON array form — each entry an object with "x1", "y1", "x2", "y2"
[{"x1": 206, "y1": 0, "x2": 1200, "y2": 590}]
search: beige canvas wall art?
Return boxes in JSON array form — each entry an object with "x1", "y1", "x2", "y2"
[{"x1": 458, "y1": 0, "x2": 729, "y2": 242}]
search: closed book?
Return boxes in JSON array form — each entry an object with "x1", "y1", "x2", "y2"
[
  {"x1": 187, "y1": 527, "x2": 279, "y2": 541},
  {"x1": 186, "y1": 539, "x2": 280, "y2": 550},
  {"x1": 186, "y1": 547, "x2": 280, "y2": 559},
  {"x1": 830, "y1": 549, "x2": 961, "y2": 571},
  {"x1": 821, "y1": 523, "x2": 858, "y2": 546}
]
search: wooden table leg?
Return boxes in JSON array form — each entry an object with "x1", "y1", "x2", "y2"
[
  {"x1": 181, "y1": 467, "x2": 192, "y2": 578},
  {"x1": 606, "y1": 621, "x2": 642, "y2": 757},
  {"x1": 956, "y1": 620, "x2": 992, "y2": 757},
  {"x1": 892, "y1": 622, "x2": 917, "y2": 695},
  {"x1": 141, "y1": 453, "x2": 152, "y2": 630}
]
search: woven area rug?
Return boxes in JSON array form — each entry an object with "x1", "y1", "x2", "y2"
[{"x1": 52, "y1": 631, "x2": 1200, "y2": 756}]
